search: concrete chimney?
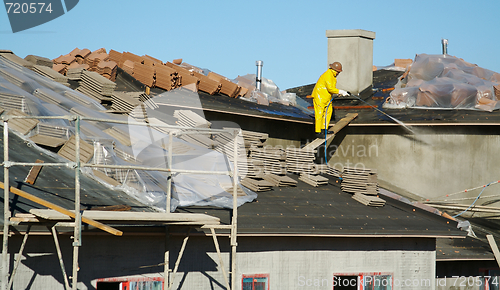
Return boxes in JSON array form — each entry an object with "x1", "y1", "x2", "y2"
[{"x1": 326, "y1": 29, "x2": 376, "y2": 95}]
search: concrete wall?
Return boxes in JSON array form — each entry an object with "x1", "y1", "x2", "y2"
[
  {"x1": 326, "y1": 29, "x2": 376, "y2": 95},
  {"x1": 327, "y1": 125, "x2": 500, "y2": 201},
  {"x1": 3, "y1": 234, "x2": 436, "y2": 290}
]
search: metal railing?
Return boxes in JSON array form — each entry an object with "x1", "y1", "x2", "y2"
[{"x1": 1, "y1": 114, "x2": 240, "y2": 290}]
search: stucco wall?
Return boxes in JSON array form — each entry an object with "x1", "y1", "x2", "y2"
[
  {"x1": 4, "y1": 234, "x2": 435, "y2": 290},
  {"x1": 327, "y1": 125, "x2": 500, "y2": 201}
]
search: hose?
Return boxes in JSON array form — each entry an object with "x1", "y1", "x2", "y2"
[{"x1": 452, "y1": 182, "x2": 492, "y2": 218}]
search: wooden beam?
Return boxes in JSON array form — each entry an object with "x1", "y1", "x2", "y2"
[
  {"x1": 0, "y1": 182, "x2": 122, "y2": 236},
  {"x1": 487, "y1": 234, "x2": 500, "y2": 267},
  {"x1": 302, "y1": 113, "x2": 358, "y2": 151}
]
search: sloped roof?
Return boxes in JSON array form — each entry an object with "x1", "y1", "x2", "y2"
[
  {"x1": 179, "y1": 174, "x2": 465, "y2": 238},
  {"x1": 0, "y1": 126, "x2": 153, "y2": 226},
  {"x1": 290, "y1": 69, "x2": 500, "y2": 125}
]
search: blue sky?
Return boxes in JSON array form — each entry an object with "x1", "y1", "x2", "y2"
[{"x1": 1, "y1": 0, "x2": 499, "y2": 90}]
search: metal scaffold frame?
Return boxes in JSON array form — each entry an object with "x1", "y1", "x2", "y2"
[{"x1": 1, "y1": 114, "x2": 240, "y2": 290}]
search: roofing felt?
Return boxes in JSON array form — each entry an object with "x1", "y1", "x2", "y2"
[
  {"x1": 436, "y1": 237, "x2": 494, "y2": 261},
  {"x1": 177, "y1": 174, "x2": 465, "y2": 238},
  {"x1": 0, "y1": 121, "x2": 465, "y2": 238}
]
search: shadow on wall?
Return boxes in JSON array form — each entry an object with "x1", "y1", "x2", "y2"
[{"x1": 11, "y1": 234, "x2": 221, "y2": 289}]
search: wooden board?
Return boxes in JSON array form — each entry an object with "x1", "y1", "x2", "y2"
[
  {"x1": 302, "y1": 113, "x2": 358, "y2": 151},
  {"x1": 30, "y1": 209, "x2": 220, "y2": 225},
  {"x1": 24, "y1": 159, "x2": 43, "y2": 185},
  {"x1": 0, "y1": 181, "x2": 122, "y2": 236}
]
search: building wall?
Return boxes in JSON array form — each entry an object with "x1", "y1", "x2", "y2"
[
  {"x1": 4, "y1": 234, "x2": 436, "y2": 290},
  {"x1": 327, "y1": 125, "x2": 500, "y2": 201}
]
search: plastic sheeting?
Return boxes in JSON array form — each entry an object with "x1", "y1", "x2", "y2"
[
  {"x1": 0, "y1": 55, "x2": 257, "y2": 212},
  {"x1": 233, "y1": 74, "x2": 298, "y2": 106},
  {"x1": 384, "y1": 54, "x2": 500, "y2": 111}
]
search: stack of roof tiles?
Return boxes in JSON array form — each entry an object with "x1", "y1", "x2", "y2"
[
  {"x1": 76, "y1": 70, "x2": 116, "y2": 102},
  {"x1": 239, "y1": 129, "x2": 268, "y2": 154},
  {"x1": 340, "y1": 167, "x2": 379, "y2": 196},
  {"x1": 249, "y1": 147, "x2": 286, "y2": 175},
  {"x1": 298, "y1": 173, "x2": 329, "y2": 187},
  {"x1": 165, "y1": 62, "x2": 200, "y2": 90},
  {"x1": 155, "y1": 65, "x2": 181, "y2": 91},
  {"x1": 133, "y1": 63, "x2": 155, "y2": 87},
  {"x1": 70, "y1": 48, "x2": 91, "y2": 64},
  {"x1": 52, "y1": 48, "x2": 117, "y2": 81},
  {"x1": 0, "y1": 92, "x2": 28, "y2": 112},
  {"x1": 313, "y1": 164, "x2": 341, "y2": 178},
  {"x1": 95, "y1": 49, "x2": 248, "y2": 100},
  {"x1": 0, "y1": 51, "x2": 34, "y2": 69},
  {"x1": 174, "y1": 110, "x2": 211, "y2": 128},
  {"x1": 212, "y1": 131, "x2": 247, "y2": 166},
  {"x1": 33, "y1": 87, "x2": 63, "y2": 105},
  {"x1": 173, "y1": 110, "x2": 216, "y2": 149},
  {"x1": 285, "y1": 148, "x2": 316, "y2": 174},
  {"x1": 66, "y1": 64, "x2": 89, "y2": 80},
  {"x1": 240, "y1": 177, "x2": 274, "y2": 192},
  {"x1": 262, "y1": 173, "x2": 297, "y2": 187},
  {"x1": 111, "y1": 91, "x2": 146, "y2": 114},
  {"x1": 24, "y1": 55, "x2": 53, "y2": 67},
  {"x1": 208, "y1": 72, "x2": 241, "y2": 98},
  {"x1": 31, "y1": 65, "x2": 69, "y2": 85},
  {"x1": 352, "y1": 193, "x2": 386, "y2": 207},
  {"x1": 96, "y1": 61, "x2": 118, "y2": 82},
  {"x1": 191, "y1": 71, "x2": 221, "y2": 95}
]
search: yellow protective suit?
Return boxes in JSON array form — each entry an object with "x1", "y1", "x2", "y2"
[{"x1": 311, "y1": 69, "x2": 339, "y2": 133}]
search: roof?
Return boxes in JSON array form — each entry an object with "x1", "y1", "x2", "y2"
[
  {"x1": 436, "y1": 237, "x2": 494, "y2": 261},
  {"x1": 289, "y1": 69, "x2": 500, "y2": 126},
  {"x1": 0, "y1": 50, "x2": 466, "y2": 239},
  {"x1": 178, "y1": 174, "x2": 465, "y2": 238}
]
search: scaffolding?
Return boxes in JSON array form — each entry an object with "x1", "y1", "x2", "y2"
[{"x1": 1, "y1": 114, "x2": 241, "y2": 290}]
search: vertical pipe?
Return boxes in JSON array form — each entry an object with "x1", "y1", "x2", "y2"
[
  {"x1": 8, "y1": 225, "x2": 30, "y2": 289},
  {"x1": 255, "y1": 60, "x2": 263, "y2": 91},
  {"x1": 72, "y1": 116, "x2": 82, "y2": 290},
  {"x1": 166, "y1": 133, "x2": 173, "y2": 212},
  {"x1": 442, "y1": 39, "x2": 448, "y2": 55},
  {"x1": 231, "y1": 130, "x2": 239, "y2": 290},
  {"x1": 52, "y1": 226, "x2": 70, "y2": 290},
  {"x1": 2, "y1": 120, "x2": 10, "y2": 290}
]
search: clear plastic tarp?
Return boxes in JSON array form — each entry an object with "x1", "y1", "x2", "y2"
[
  {"x1": 0, "y1": 55, "x2": 257, "y2": 212},
  {"x1": 383, "y1": 54, "x2": 500, "y2": 111}
]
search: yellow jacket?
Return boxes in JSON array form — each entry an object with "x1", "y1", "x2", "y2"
[
  {"x1": 311, "y1": 69, "x2": 339, "y2": 104},
  {"x1": 312, "y1": 69, "x2": 339, "y2": 132}
]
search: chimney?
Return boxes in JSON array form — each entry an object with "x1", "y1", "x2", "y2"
[{"x1": 326, "y1": 29, "x2": 376, "y2": 95}]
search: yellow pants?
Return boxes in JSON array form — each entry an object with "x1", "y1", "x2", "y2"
[{"x1": 313, "y1": 97, "x2": 334, "y2": 133}]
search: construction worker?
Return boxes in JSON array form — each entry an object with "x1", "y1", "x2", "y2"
[{"x1": 311, "y1": 62, "x2": 348, "y2": 137}]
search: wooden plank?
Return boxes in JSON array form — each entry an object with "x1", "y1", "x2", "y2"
[
  {"x1": 0, "y1": 181, "x2": 123, "y2": 236},
  {"x1": 24, "y1": 159, "x2": 44, "y2": 185},
  {"x1": 29, "y1": 209, "x2": 220, "y2": 225},
  {"x1": 302, "y1": 113, "x2": 358, "y2": 151}
]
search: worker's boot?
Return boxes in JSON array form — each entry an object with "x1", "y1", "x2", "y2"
[{"x1": 320, "y1": 129, "x2": 334, "y2": 137}]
